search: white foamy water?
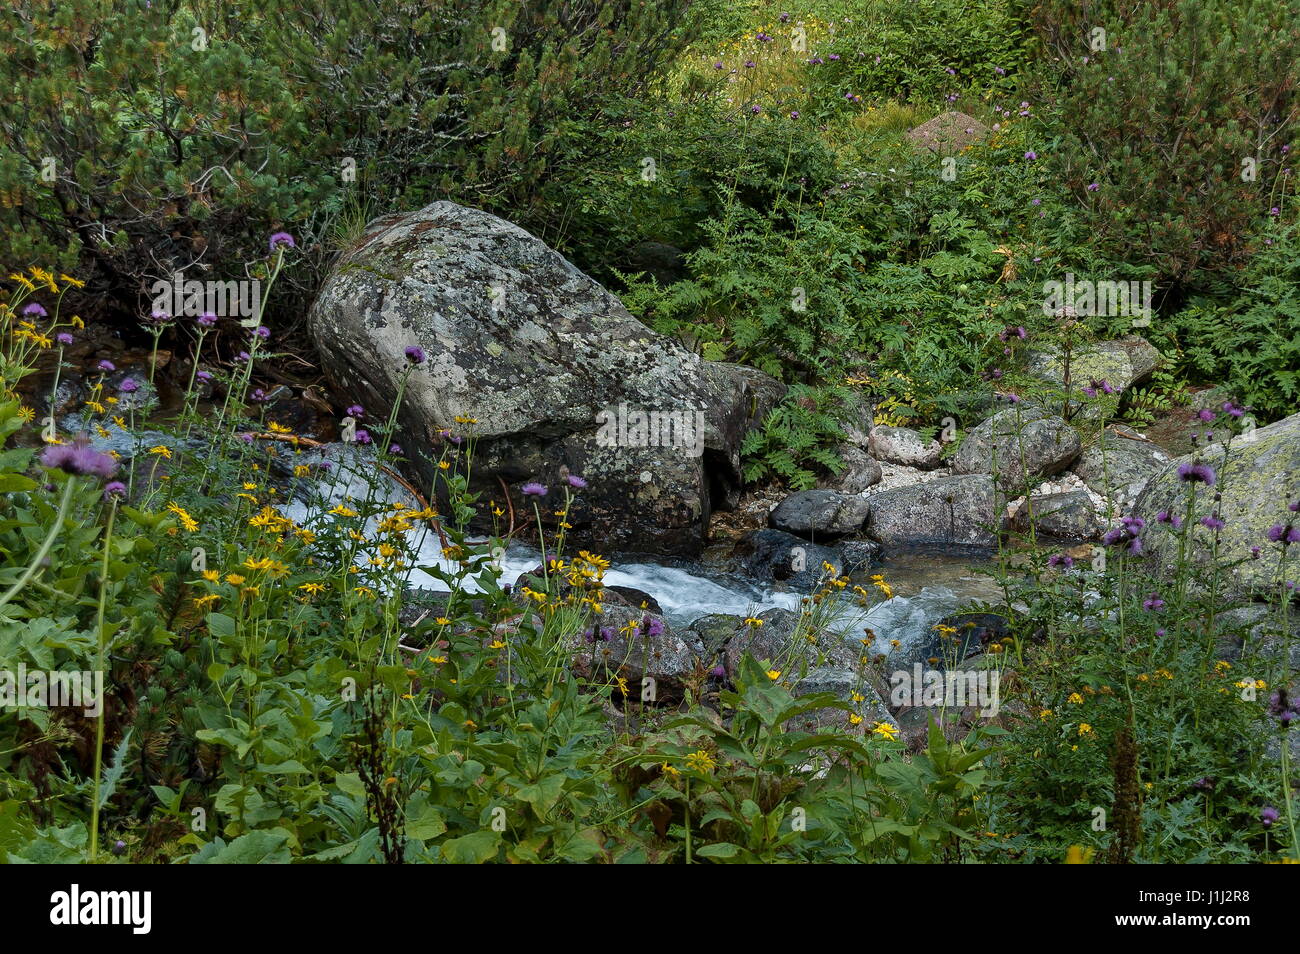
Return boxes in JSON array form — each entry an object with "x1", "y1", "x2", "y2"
[{"x1": 281, "y1": 444, "x2": 967, "y2": 644}]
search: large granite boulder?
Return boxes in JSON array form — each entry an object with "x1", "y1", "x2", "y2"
[
  {"x1": 307, "y1": 202, "x2": 783, "y2": 555},
  {"x1": 1026, "y1": 336, "x2": 1160, "y2": 418},
  {"x1": 951, "y1": 406, "x2": 1080, "y2": 485},
  {"x1": 866, "y1": 475, "x2": 1000, "y2": 546},
  {"x1": 1133, "y1": 412, "x2": 1300, "y2": 597},
  {"x1": 768, "y1": 489, "x2": 871, "y2": 541}
]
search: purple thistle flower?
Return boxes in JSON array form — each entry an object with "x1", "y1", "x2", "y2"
[
  {"x1": 346, "y1": 404, "x2": 364, "y2": 418},
  {"x1": 1142, "y1": 594, "x2": 1165, "y2": 612},
  {"x1": 196, "y1": 370, "x2": 212, "y2": 382},
  {"x1": 22, "y1": 303, "x2": 48, "y2": 317},
  {"x1": 565, "y1": 474, "x2": 587, "y2": 489},
  {"x1": 41, "y1": 438, "x2": 117, "y2": 480},
  {"x1": 354, "y1": 429, "x2": 372, "y2": 445},
  {"x1": 521, "y1": 482, "x2": 547, "y2": 497},
  {"x1": 404, "y1": 346, "x2": 426, "y2": 365},
  {"x1": 103, "y1": 481, "x2": 127, "y2": 501},
  {"x1": 56, "y1": 332, "x2": 73, "y2": 346},
  {"x1": 1086, "y1": 182, "x2": 1100, "y2": 191},
  {"x1": 148, "y1": 310, "x2": 172, "y2": 325},
  {"x1": 235, "y1": 351, "x2": 251, "y2": 363},
  {"x1": 710, "y1": 664, "x2": 726, "y2": 678},
  {"x1": 196, "y1": 312, "x2": 217, "y2": 327},
  {"x1": 644, "y1": 615, "x2": 665, "y2": 638},
  {"x1": 1261, "y1": 806, "x2": 1280, "y2": 828},
  {"x1": 250, "y1": 388, "x2": 268, "y2": 403},
  {"x1": 1196, "y1": 408, "x2": 1215, "y2": 422},
  {"x1": 1047, "y1": 554, "x2": 1074, "y2": 569},
  {"x1": 253, "y1": 326, "x2": 270, "y2": 340},
  {"x1": 1267, "y1": 523, "x2": 1287, "y2": 543},
  {"x1": 1223, "y1": 401, "x2": 1245, "y2": 418},
  {"x1": 1024, "y1": 151, "x2": 1037, "y2": 160},
  {"x1": 269, "y1": 231, "x2": 296, "y2": 253},
  {"x1": 119, "y1": 378, "x2": 139, "y2": 393},
  {"x1": 1156, "y1": 510, "x2": 1182, "y2": 529},
  {"x1": 1177, "y1": 462, "x2": 1216, "y2": 486},
  {"x1": 1200, "y1": 515, "x2": 1225, "y2": 532},
  {"x1": 97, "y1": 360, "x2": 115, "y2": 372},
  {"x1": 388, "y1": 444, "x2": 402, "y2": 455}
]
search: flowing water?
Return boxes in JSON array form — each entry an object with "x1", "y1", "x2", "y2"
[{"x1": 278, "y1": 444, "x2": 1004, "y2": 659}]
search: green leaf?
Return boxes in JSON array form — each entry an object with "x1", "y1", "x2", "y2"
[
  {"x1": 440, "y1": 830, "x2": 500, "y2": 864},
  {"x1": 192, "y1": 830, "x2": 292, "y2": 864}
]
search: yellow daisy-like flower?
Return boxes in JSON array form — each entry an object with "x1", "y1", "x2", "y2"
[
  {"x1": 1067, "y1": 692, "x2": 1084, "y2": 704},
  {"x1": 744, "y1": 617, "x2": 764, "y2": 627},
  {"x1": 224, "y1": 573, "x2": 246, "y2": 586},
  {"x1": 167, "y1": 502, "x2": 199, "y2": 532},
  {"x1": 298, "y1": 582, "x2": 325, "y2": 595},
  {"x1": 1078, "y1": 723, "x2": 1093, "y2": 736},
  {"x1": 848, "y1": 713, "x2": 863, "y2": 726},
  {"x1": 871, "y1": 722, "x2": 899, "y2": 741},
  {"x1": 766, "y1": 669, "x2": 781, "y2": 680},
  {"x1": 660, "y1": 762, "x2": 680, "y2": 777},
  {"x1": 429, "y1": 656, "x2": 447, "y2": 664},
  {"x1": 149, "y1": 445, "x2": 173, "y2": 459},
  {"x1": 684, "y1": 749, "x2": 716, "y2": 774},
  {"x1": 488, "y1": 639, "x2": 506, "y2": 650},
  {"x1": 201, "y1": 569, "x2": 219, "y2": 582},
  {"x1": 267, "y1": 421, "x2": 293, "y2": 434},
  {"x1": 329, "y1": 505, "x2": 358, "y2": 518}
]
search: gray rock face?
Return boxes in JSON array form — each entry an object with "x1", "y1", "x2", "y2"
[
  {"x1": 688, "y1": 613, "x2": 744, "y2": 662},
  {"x1": 1071, "y1": 427, "x2": 1170, "y2": 513},
  {"x1": 768, "y1": 490, "x2": 870, "y2": 541},
  {"x1": 868, "y1": 425, "x2": 943, "y2": 470},
  {"x1": 733, "y1": 528, "x2": 840, "y2": 590},
  {"x1": 1133, "y1": 412, "x2": 1300, "y2": 597},
  {"x1": 1014, "y1": 490, "x2": 1101, "y2": 540},
  {"x1": 307, "y1": 201, "x2": 783, "y2": 555},
  {"x1": 952, "y1": 407, "x2": 1080, "y2": 484},
  {"x1": 1026, "y1": 336, "x2": 1160, "y2": 418},
  {"x1": 822, "y1": 445, "x2": 883, "y2": 493},
  {"x1": 723, "y1": 608, "x2": 856, "y2": 679},
  {"x1": 569, "y1": 604, "x2": 702, "y2": 692},
  {"x1": 866, "y1": 475, "x2": 1000, "y2": 546}
]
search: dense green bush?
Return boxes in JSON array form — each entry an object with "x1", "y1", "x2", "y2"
[
  {"x1": 1171, "y1": 220, "x2": 1300, "y2": 421},
  {"x1": 0, "y1": 0, "x2": 695, "y2": 318},
  {"x1": 1032, "y1": 0, "x2": 1298, "y2": 284}
]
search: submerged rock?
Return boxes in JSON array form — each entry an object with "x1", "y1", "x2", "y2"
[
  {"x1": 733, "y1": 528, "x2": 840, "y2": 590},
  {"x1": 307, "y1": 201, "x2": 783, "y2": 556}
]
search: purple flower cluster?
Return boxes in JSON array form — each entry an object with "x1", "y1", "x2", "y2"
[
  {"x1": 521, "y1": 482, "x2": 547, "y2": 497},
  {"x1": 1177, "y1": 462, "x2": 1216, "y2": 486},
  {"x1": 1156, "y1": 510, "x2": 1182, "y2": 529},
  {"x1": 1047, "y1": 553, "x2": 1074, "y2": 569},
  {"x1": 583, "y1": 626, "x2": 614, "y2": 643},
  {"x1": 1269, "y1": 689, "x2": 1297, "y2": 727},
  {"x1": 269, "y1": 231, "x2": 296, "y2": 253},
  {"x1": 404, "y1": 346, "x2": 426, "y2": 365},
  {"x1": 1102, "y1": 516, "x2": 1144, "y2": 554},
  {"x1": 41, "y1": 438, "x2": 118, "y2": 480}
]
